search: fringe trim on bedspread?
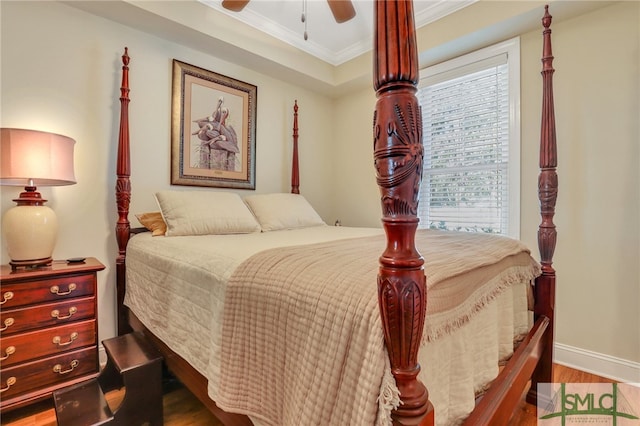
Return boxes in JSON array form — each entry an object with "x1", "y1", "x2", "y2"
[
  {"x1": 422, "y1": 264, "x2": 540, "y2": 343},
  {"x1": 377, "y1": 355, "x2": 401, "y2": 426}
]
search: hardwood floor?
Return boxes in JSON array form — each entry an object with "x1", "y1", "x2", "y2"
[
  {"x1": 509, "y1": 364, "x2": 615, "y2": 426},
  {"x1": 1, "y1": 364, "x2": 614, "y2": 426},
  {"x1": 0, "y1": 382, "x2": 223, "y2": 426}
]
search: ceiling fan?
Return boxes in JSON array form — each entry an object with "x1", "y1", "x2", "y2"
[{"x1": 221, "y1": 0, "x2": 356, "y2": 23}]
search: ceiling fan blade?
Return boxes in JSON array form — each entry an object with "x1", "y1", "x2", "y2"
[
  {"x1": 221, "y1": 0, "x2": 250, "y2": 12},
  {"x1": 327, "y1": 0, "x2": 356, "y2": 23}
]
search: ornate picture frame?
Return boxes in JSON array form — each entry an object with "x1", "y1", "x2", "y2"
[{"x1": 171, "y1": 60, "x2": 257, "y2": 189}]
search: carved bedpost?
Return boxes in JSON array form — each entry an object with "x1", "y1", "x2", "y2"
[
  {"x1": 373, "y1": 1, "x2": 434, "y2": 424},
  {"x1": 116, "y1": 47, "x2": 132, "y2": 336},
  {"x1": 527, "y1": 5, "x2": 557, "y2": 404},
  {"x1": 291, "y1": 100, "x2": 300, "y2": 194}
]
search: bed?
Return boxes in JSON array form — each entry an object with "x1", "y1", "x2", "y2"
[{"x1": 114, "y1": 3, "x2": 558, "y2": 425}]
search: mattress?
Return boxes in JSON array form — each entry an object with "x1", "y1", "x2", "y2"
[{"x1": 124, "y1": 226, "x2": 535, "y2": 425}]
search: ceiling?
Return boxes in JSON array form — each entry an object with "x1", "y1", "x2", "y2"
[
  {"x1": 200, "y1": 0, "x2": 476, "y2": 66},
  {"x1": 63, "y1": 0, "x2": 612, "y2": 97}
]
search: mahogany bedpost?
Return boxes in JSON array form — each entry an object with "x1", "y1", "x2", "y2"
[
  {"x1": 115, "y1": 47, "x2": 132, "y2": 336},
  {"x1": 373, "y1": 1, "x2": 434, "y2": 425},
  {"x1": 291, "y1": 100, "x2": 300, "y2": 194},
  {"x1": 527, "y1": 4, "x2": 557, "y2": 404}
]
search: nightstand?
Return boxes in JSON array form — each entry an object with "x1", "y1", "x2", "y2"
[{"x1": 0, "y1": 258, "x2": 105, "y2": 411}]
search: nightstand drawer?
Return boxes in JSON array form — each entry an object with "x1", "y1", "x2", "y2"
[
  {"x1": 0, "y1": 297, "x2": 95, "y2": 335},
  {"x1": 0, "y1": 319, "x2": 96, "y2": 368},
  {"x1": 0, "y1": 273, "x2": 95, "y2": 310},
  {"x1": 0, "y1": 258, "x2": 104, "y2": 411},
  {"x1": 0, "y1": 346, "x2": 98, "y2": 402}
]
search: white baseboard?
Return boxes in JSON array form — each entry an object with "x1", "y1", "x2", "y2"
[
  {"x1": 554, "y1": 342, "x2": 640, "y2": 383},
  {"x1": 99, "y1": 343, "x2": 107, "y2": 368}
]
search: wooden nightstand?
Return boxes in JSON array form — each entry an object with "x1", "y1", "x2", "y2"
[{"x1": 0, "y1": 258, "x2": 105, "y2": 411}]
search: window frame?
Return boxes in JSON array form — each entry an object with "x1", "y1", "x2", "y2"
[{"x1": 417, "y1": 37, "x2": 521, "y2": 238}]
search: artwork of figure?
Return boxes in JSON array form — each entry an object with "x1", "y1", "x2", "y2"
[{"x1": 192, "y1": 96, "x2": 240, "y2": 171}]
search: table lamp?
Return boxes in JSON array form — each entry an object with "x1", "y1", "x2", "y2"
[{"x1": 1, "y1": 128, "x2": 76, "y2": 269}]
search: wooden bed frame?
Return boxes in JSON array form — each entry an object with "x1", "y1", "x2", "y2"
[{"x1": 114, "y1": 3, "x2": 557, "y2": 425}]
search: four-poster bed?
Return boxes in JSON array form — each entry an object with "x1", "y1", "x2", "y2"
[{"x1": 114, "y1": 2, "x2": 558, "y2": 425}]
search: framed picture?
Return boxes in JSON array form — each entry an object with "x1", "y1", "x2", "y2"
[{"x1": 171, "y1": 60, "x2": 257, "y2": 189}]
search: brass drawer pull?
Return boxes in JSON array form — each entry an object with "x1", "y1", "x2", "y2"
[
  {"x1": 0, "y1": 291, "x2": 13, "y2": 305},
  {"x1": 0, "y1": 377, "x2": 16, "y2": 393},
  {"x1": 0, "y1": 346, "x2": 16, "y2": 361},
  {"x1": 53, "y1": 332, "x2": 79, "y2": 347},
  {"x1": 0, "y1": 317, "x2": 14, "y2": 332},
  {"x1": 53, "y1": 359, "x2": 79, "y2": 375},
  {"x1": 51, "y1": 307, "x2": 77, "y2": 320},
  {"x1": 50, "y1": 283, "x2": 77, "y2": 296}
]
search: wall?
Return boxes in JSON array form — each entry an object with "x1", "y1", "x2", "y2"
[
  {"x1": 520, "y1": 1, "x2": 639, "y2": 368},
  {"x1": 0, "y1": 0, "x2": 334, "y2": 344},
  {"x1": 331, "y1": 1, "x2": 640, "y2": 374}
]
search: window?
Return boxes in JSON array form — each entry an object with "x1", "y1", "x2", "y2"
[{"x1": 417, "y1": 38, "x2": 520, "y2": 238}]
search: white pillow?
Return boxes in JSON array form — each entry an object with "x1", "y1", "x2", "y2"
[
  {"x1": 243, "y1": 193, "x2": 326, "y2": 232},
  {"x1": 155, "y1": 191, "x2": 261, "y2": 236}
]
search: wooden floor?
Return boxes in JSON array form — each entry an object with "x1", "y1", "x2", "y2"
[
  {"x1": 0, "y1": 380, "x2": 223, "y2": 426},
  {"x1": 1, "y1": 364, "x2": 614, "y2": 426},
  {"x1": 509, "y1": 364, "x2": 614, "y2": 426}
]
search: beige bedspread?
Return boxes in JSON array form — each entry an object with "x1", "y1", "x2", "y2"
[{"x1": 214, "y1": 230, "x2": 540, "y2": 426}]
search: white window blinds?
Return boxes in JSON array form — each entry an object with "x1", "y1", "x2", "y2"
[{"x1": 417, "y1": 39, "x2": 520, "y2": 237}]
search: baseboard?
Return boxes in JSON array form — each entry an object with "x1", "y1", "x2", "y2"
[
  {"x1": 554, "y1": 342, "x2": 640, "y2": 383},
  {"x1": 99, "y1": 343, "x2": 107, "y2": 368}
]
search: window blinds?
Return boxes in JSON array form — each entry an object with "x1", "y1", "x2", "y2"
[{"x1": 418, "y1": 54, "x2": 510, "y2": 235}]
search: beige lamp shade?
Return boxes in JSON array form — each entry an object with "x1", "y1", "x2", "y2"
[
  {"x1": 1, "y1": 128, "x2": 76, "y2": 186},
  {"x1": 0, "y1": 128, "x2": 76, "y2": 269}
]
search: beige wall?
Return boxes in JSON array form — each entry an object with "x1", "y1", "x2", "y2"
[
  {"x1": 1, "y1": 1, "x2": 638, "y2": 373},
  {"x1": 331, "y1": 2, "x2": 640, "y2": 366},
  {"x1": 0, "y1": 0, "x2": 334, "y2": 342},
  {"x1": 520, "y1": 1, "x2": 639, "y2": 364}
]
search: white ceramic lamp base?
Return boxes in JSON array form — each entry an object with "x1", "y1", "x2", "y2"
[{"x1": 2, "y1": 204, "x2": 58, "y2": 269}]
